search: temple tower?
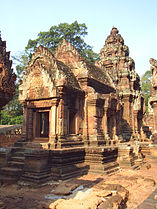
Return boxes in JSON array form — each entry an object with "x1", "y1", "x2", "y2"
[
  {"x1": 96, "y1": 27, "x2": 144, "y2": 141},
  {"x1": 0, "y1": 33, "x2": 16, "y2": 111}
]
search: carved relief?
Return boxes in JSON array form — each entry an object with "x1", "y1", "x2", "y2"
[
  {"x1": 0, "y1": 35, "x2": 16, "y2": 108},
  {"x1": 150, "y1": 58, "x2": 157, "y2": 87}
]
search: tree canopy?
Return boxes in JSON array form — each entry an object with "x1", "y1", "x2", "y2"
[
  {"x1": 26, "y1": 21, "x2": 99, "y2": 62},
  {"x1": 0, "y1": 84, "x2": 23, "y2": 125}
]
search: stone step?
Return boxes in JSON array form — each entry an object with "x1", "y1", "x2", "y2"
[
  {"x1": 21, "y1": 172, "x2": 52, "y2": 183},
  {"x1": 0, "y1": 175, "x2": 18, "y2": 183},
  {"x1": 11, "y1": 156, "x2": 25, "y2": 162},
  {"x1": 51, "y1": 167, "x2": 87, "y2": 181},
  {"x1": 89, "y1": 165, "x2": 120, "y2": 175},
  {"x1": 85, "y1": 154, "x2": 118, "y2": 162},
  {"x1": 8, "y1": 161, "x2": 24, "y2": 169},
  {"x1": 57, "y1": 141, "x2": 84, "y2": 148},
  {"x1": 14, "y1": 141, "x2": 27, "y2": 147},
  {"x1": 11, "y1": 146, "x2": 25, "y2": 152},
  {"x1": 12, "y1": 151, "x2": 24, "y2": 157},
  {"x1": 0, "y1": 167, "x2": 23, "y2": 177},
  {"x1": 88, "y1": 161, "x2": 119, "y2": 174}
]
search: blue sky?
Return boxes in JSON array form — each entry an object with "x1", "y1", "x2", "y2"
[{"x1": 1, "y1": 0, "x2": 157, "y2": 76}]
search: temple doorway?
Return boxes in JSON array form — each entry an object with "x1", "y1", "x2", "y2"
[
  {"x1": 34, "y1": 110, "x2": 49, "y2": 141},
  {"x1": 69, "y1": 110, "x2": 76, "y2": 134},
  {"x1": 39, "y1": 112, "x2": 49, "y2": 137}
]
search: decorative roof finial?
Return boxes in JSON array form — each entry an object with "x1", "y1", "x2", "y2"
[{"x1": 111, "y1": 27, "x2": 119, "y2": 35}]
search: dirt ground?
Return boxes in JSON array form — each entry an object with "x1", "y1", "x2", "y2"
[{"x1": 0, "y1": 159, "x2": 157, "y2": 209}]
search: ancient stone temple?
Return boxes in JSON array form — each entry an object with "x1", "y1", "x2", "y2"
[
  {"x1": 19, "y1": 40, "x2": 117, "y2": 148},
  {"x1": 19, "y1": 27, "x2": 145, "y2": 147},
  {"x1": 0, "y1": 27, "x2": 145, "y2": 183},
  {"x1": 147, "y1": 58, "x2": 157, "y2": 142},
  {"x1": 96, "y1": 27, "x2": 145, "y2": 141},
  {"x1": 0, "y1": 34, "x2": 16, "y2": 110}
]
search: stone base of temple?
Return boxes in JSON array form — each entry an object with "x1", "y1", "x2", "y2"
[
  {"x1": 20, "y1": 148, "x2": 52, "y2": 183},
  {"x1": 117, "y1": 143, "x2": 144, "y2": 169},
  {"x1": 151, "y1": 133, "x2": 157, "y2": 144},
  {"x1": 49, "y1": 135, "x2": 84, "y2": 149},
  {"x1": 51, "y1": 140, "x2": 84, "y2": 149},
  {"x1": 140, "y1": 142, "x2": 151, "y2": 159},
  {"x1": 0, "y1": 139, "x2": 123, "y2": 183},
  {"x1": 149, "y1": 144, "x2": 157, "y2": 163},
  {"x1": 84, "y1": 147, "x2": 119, "y2": 174},
  {"x1": 50, "y1": 148, "x2": 88, "y2": 180}
]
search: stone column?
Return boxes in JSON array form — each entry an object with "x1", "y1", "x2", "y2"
[
  {"x1": 75, "y1": 95, "x2": 79, "y2": 135},
  {"x1": 27, "y1": 108, "x2": 33, "y2": 141},
  {"x1": 116, "y1": 106, "x2": 122, "y2": 136},
  {"x1": 49, "y1": 98, "x2": 59, "y2": 145},
  {"x1": 82, "y1": 98, "x2": 89, "y2": 141},
  {"x1": 102, "y1": 106, "x2": 108, "y2": 136},
  {"x1": 133, "y1": 110, "x2": 138, "y2": 134},
  {"x1": 87, "y1": 99, "x2": 97, "y2": 139},
  {"x1": 153, "y1": 102, "x2": 157, "y2": 133},
  {"x1": 33, "y1": 111, "x2": 37, "y2": 138},
  {"x1": 57, "y1": 98, "x2": 65, "y2": 136},
  {"x1": 122, "y1": 96, "x2": 131, "y2": 125},
  {"x1": 113, "y1": 113, "x2": 117, "y2": 137},
  {"x1": 57, "y1": 86, "x2": 67, "y2": 139},
  {"x1": 22, "y1": 102, "x2": 28, "y2": 139}
]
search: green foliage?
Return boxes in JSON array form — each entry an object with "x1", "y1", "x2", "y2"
[
  {"x1": 0, "y1": 110, "x2": 23, "y2": 125},
  {"x1": 12, "y1": 52, "x2": 30, "y2": 80},
  {"x1": 141, "y1": 70, "x2": 151, "y2": 112},
  {"x1": 0, "y1": 84, "x2": 23, "y2": 125},
  {"x1": 26, "y1": 21, "x2": 99, "y2": 63}
]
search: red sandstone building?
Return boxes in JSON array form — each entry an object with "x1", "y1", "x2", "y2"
[
  {"x1": 19, "y1": 27, "x2": 145, "y2": 147},
  {"x1": 0, "y1": 28, "x2": 146, "y2": 182}
]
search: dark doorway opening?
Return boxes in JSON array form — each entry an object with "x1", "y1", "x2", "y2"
[
  {"x1": 69, "y1": 110, "x2": 76, "y2": 134},
  {"x1": 39, "y1": 111, "x2": 49, "y2": 138}
]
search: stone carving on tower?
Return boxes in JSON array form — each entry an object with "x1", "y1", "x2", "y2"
[
  {"x1": 96, "y1": 27, "x2": 145, "y2": 141},
  {"x1": 0, "y1": 33, "x2": 16, "y2": 110},
  {"x1": 148, "y1": 58, "x2": 157, "y2": 142}
]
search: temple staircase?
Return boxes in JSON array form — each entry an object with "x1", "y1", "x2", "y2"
[{"x1": 0, "y1": 141, "x2": 26, "y2": 183}]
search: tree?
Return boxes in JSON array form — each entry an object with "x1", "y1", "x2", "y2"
[
  {"x1": 12, "y1": 52, "x2": 30, "y2": 80},
  {"x1": 141, "y1": 70, "x2": 151, "y2": 112},
  {"x1": 0, "y1": 84, "x2": 23, "y2": 125},
  {"x1": 26, "y1": 21, "x2": 99, "y2": 62}
]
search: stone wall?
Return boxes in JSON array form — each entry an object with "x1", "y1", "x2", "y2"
[{"x1": 0, "y1": 125, "x2": 22, "y2": 147}]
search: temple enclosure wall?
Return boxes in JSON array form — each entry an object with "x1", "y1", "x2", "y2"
[{"x1": 0, "y1": 125, "x2": 22, "y2": 147}]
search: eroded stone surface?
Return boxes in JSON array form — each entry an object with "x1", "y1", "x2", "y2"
[{"x1": 0, "y1": 35, "x2": 16, "y2": 110}]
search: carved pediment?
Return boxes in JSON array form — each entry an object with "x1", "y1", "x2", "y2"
[
  {"x1": 19, "y1": 45, "x2": 80, "y2": 102},
  {"x1": 54, "y1": 39, "x2": 85, "y2": 69}
]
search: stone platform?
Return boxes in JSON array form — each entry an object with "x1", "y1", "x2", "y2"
[{"x1": 0, "y1": 140, "x2": 121, "y2": 184}]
